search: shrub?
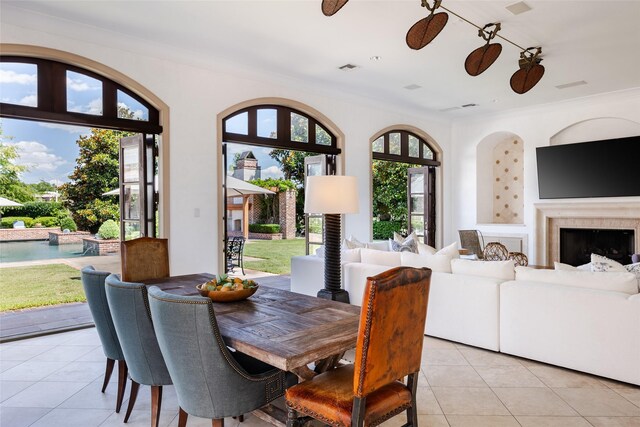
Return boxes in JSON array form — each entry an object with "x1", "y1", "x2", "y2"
[
  {"x1": 59, "y1": 217, "x2": 78, "y2": 232},
  {"x1": 98, "y1": 220, "x2": 119, "y2": 240},
  {"x1": 33, "y1": 216, "x2": 60, "y2": 227},
  {"x1": 0, "y1": 217, "x2": 34, "y2": 229},
  {"x1": 1, "y1": 201, "x2": 64, "y2": 218},
  {"x1": 249, "y1": 223, "x2": 281, "y2": 234},
  {"x1": 372, "y1": 220, "x2": 405, "y2": 240}
]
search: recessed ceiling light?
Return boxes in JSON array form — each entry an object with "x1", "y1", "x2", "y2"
[
  {"x1": 404, "y1": 84, "x2": 422, "y2": 90},
  {"x1": 555, "y1": 80, "x2": 588, "y2": 89},
  {"x1": 506, "y1": 1, "x2": 532, "y2": 15},
  {"x1": 370, "y1": 56, "x2": 382, "y2": 61},
  {"x1": 338, "y1": 63, "x2": 359, "y2": 71}
]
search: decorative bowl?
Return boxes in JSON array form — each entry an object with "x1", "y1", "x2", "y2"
[{"x1": 196, "y1": 283, "x2": 259, "y2": 302}]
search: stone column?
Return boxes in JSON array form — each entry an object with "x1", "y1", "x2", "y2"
[{"x1": 278, "y1": 189, "x2": 297, "y2": 239}]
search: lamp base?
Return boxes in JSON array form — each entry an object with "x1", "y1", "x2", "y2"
[{"x1": 317, "y1": 288, "x2": 350, "y2": 303}]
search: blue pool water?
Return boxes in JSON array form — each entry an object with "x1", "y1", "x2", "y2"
[{"x1": 0, "y1": 240, "x2": 87, "y2": 263}]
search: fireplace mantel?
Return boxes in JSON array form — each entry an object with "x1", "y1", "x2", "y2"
[{"x1": 534, "y1": 201, "x2": 640, "y2": 266}]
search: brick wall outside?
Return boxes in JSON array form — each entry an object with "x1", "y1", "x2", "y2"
[
  {"x1": 49, "y1": 230, "x2": 91, "y2": 245},
  {"x1": 279, "y1": 189, "x2": 297, "y2": 239},
  {"x1": 0, "y1": 227, "x2": 58, "y2": 241},
  {"x1": 83, "y1": 238, "x2": 121, "y2": 255}
]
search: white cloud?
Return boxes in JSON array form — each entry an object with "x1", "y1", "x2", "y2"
[
  {"x1": 38, "y1": 122, "x2": 91, "y2": 134},
  {"x1": 261, "y1": 165, "x2": 284, "y2": 179},
  {"x1": 68, "y1": 98, "x2": 103, "y2": 115},
  {"x1": 7, "y1": 141, "x2": 67, "y2": 172},
  {"x1": 0, "y1": 70, "x2": 36, "y2": 85},
  {"x1": 117, "y1": 102, "x2": 144, "y2": 120},
  {"x1": 66, "y1": 77, "x2": 100, "y2": 92},
  {"x1": 19, "y1": 94, "x2": 37, "y2": 107}
]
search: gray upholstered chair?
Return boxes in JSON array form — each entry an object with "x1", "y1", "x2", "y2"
[
  {"x1": 80, "y1": 266, "x2": 128, "y2": 413},
  {"x1": 105, "y1": 274, "x2": 172, "y2": 427},
  {"x1": 147, "y1": 286, "x2": 296, "y2": 427}
]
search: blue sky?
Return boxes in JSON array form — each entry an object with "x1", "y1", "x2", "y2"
[{"x1": 1, "y1": 62, "x2": 283, "y2": 184}]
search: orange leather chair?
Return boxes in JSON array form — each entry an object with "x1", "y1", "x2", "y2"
[
  {"x1": 121, "y1": 237, "x2": 170, "y2": 282},
  {"x1": 285, "y1": 266, "x2": 432, "y2": 427}
]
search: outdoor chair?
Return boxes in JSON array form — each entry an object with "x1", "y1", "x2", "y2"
[
  {"x1": 80, "y1": 266, "x2": 128, "y2": 413},
  {"x1": 121, "y1": 237, "x2": 170, "y2": 282},
  {"x1": 483, "y1": 241, "x2": 509, "y2": 261},
  {"x1": 147, "y1": 286, "x2": 297, "y2": 427},
  {"x1": 285, "y1": 266, "x2": 432, "y2": 427},
  {"x1": 105, "y1": 274, "x2": 172, "y2": 427},
  {"x1": 458, "y1": 229, "x2": 484, "y2": 259},
  {"x1": 226, "y1": 236, "x2": 245, "y2": 275}
]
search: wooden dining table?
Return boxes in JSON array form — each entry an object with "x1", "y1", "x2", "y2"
[{"x1": 142, "y1": 273, "x2": 362, "y2": 380}]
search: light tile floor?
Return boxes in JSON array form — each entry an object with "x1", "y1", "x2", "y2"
[{"x1": 1, "y1": 328, "x2": 638, "y2": 427}]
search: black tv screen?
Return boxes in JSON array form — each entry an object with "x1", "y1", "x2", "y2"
[{"x1": 536, "y1": 135, "x2": 640, "y2": 199}]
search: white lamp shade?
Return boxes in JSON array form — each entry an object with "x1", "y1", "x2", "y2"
[{"x1": 304, "y1": 175, "x2": 359, "y2": 214}]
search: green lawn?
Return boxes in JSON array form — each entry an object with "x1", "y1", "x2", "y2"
[
  {"x1": 243, "y1": 238, "x2": 306, "y2": 275},
  {"x1": 0, "y1": 264, "x2": 86, "y2": 311}
]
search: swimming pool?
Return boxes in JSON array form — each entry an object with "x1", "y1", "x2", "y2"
[{"x1": 0, "y1": 240, "x2": 87, "y2": 263}]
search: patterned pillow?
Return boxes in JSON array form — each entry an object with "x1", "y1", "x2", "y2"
[
  {"x1": 590, "y1": 254, "x2": 626, "y2": 273},
  {"x1": 388, "y1": 232, "x2": 418, "y2": 253},
  {"x1": 624, "y1": 262, "x2": 640, "y2": 279}
]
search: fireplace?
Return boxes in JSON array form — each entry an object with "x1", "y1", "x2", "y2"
[{"x1": 560, "y1": 228, "x2": 635, "y2": 266}]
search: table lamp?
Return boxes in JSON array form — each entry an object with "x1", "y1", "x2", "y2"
[{"x1": 304, "y1": 175, "x2": 359, "y2": 302}]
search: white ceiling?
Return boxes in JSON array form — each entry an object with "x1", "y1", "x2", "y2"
[{"x1": 3, "y1": 0, "x2": 640, "y2": 116}]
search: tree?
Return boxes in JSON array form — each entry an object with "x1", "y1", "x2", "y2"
[
  {"x1": 372, "y1": 160, "x2": 417, "y2": 222},
  {"x1": 0, "y1": 124, "x2": 34, "y2": 202},
  {"x1": 61, "y1": 127, "x2": 131, "y2": 232},
  {"x1": 28, "y1": 180, "x2": 57, "y2": 194}
]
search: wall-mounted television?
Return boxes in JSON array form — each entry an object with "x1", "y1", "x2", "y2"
[{"x1": 536, "y1": 135, "x2": 640, "y2": 199}]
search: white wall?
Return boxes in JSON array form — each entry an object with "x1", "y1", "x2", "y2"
[
  {"x1": 1, "y1": 16, "x2": 451, "y2": 274},
  {"x1": 451, "y1": 89, "x2": 640, "y2": 264}
]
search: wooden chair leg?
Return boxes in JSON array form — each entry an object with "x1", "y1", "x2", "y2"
[
  {"x1": 102, "y1": 358, "x2": 115, "y2": 393},
  {"x1": 351, "y1": 397, "x2": 366, "y2": 427},
  {"x1": 238, "y1": 415, "x2": 244, "y2": 423},
  {"x1": 178, "y1": 407, "x2": 188, "y2": 427},
  {"x1": 115, "y1": 360, "x2": 128, "y2": 413},
  {"x1": 151, "y1": 385, "x2": 163, "y2": 427},
  {"x1": 212, "y1": 419, "x2": 224, "y2": 427},
  {"x1": 406, "y1": 373, "x2": 419, "y2": 427},
  {"x1": 124, "y1": 380, "x2": 140, "y2": 423}
]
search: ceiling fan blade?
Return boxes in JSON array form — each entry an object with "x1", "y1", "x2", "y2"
[
  {"x1": 406, "y1": 12, "x2": 449, "y2": 50},
  {"x1": 322, "y1": 0, "x2": 349, "y2": 16},
  {"x1": 465, "y1": 43, "x2": 502, "y2": 76},
  {"x1": 510, "y1": 64, "x2": 545, "y2": 94}
]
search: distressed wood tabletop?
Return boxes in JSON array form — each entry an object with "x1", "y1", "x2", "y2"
[{"x1": 144, "y1": 273, "x2": 361, "y2": 374}]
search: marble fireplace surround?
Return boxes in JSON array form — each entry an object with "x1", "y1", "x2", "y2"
[{"x1": 534, "y1": 202, "x2": 640, "y2": 266}]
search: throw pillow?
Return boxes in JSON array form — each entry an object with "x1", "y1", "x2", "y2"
[
  {"x1": 554, "y1": 262, "x2": 577, "y2": 271},
  {"x1": 436, "y1": 242, "x2": 459, "y2": 258},
  {"x1": 343, "y1": 235, "x2": 365, "y2": 249},
  {"x1": 624, "y1": 262, "x2": 640, "y2": 292},
  {"x1": 388, "y1": 231, "x2": 419, "y2": 253},
  {"x1": 591, "y1": 254, "x2": 627, "y2": 273},
  {"x1": 366, "y1": 241, "x2": 390, "y2": 251},
  {"x1": 418, "y1": 242, "x2": 437, "y2": 255}
]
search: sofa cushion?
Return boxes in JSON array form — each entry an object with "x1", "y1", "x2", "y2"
[
  {"x1": 366, "y1": 241, "x2": 390, "y2": 251},
  {"x1": 343, "y1": 235, "x2": 366, "y2": 249},
  {"x1": 342, "y1": 248, "x2": 362, "y2": 264},
  {"x1": 554, "y1": 261, "x2": 592, "y2": 271},
  {"x1": 417, "y1": 242, "x2": 437, "y2": 255},
  {"x1": 515, "y1": 267, "x2": 638, "y2": 295},
  {"x1": 436, "y1": 242, "x2": 459, "y2": 258},
  {"x1": 401, "y1": 252, "x2": 452, "y2": 273},
  {"x1": 451, "y1": 259, "x2": 515, "y2": 281},
  {"x1": 360, "y1": 248, "x2": 402, "y2": 267}
]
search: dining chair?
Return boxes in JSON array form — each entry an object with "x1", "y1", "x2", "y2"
[
  {"x1": 105, "y1": 274, "x2": 172, "y2": 427},
  {"x1": 80, "y1": 266, "x2": 128, "y2": 413},
  {"x1": 285, "y1": 266, "x2": 432, "y2": 427},
  {"x1": 147, "y1": 286, "x2": 297, "y2": 427},
  {"x1": 121, "y1": 237, "x2": 169, "y2": 282},
  {"x1": 483, "y1": 241, "x2": 509, "y2": 261},
  {"x1": 458, "y1": 229, "x2": 485, "y2": 259}
]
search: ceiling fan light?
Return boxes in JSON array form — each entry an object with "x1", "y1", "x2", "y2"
[
  {"x1": 321, "y1": 0, "x2": 349, "y2": 16},
  {"x1": 406, "y1": 12, "x2": 449, "y2": 50}
]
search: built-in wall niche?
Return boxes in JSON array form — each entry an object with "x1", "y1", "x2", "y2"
[{"x1": 477, "y1": 132, "x2": 524, "y2": 224}]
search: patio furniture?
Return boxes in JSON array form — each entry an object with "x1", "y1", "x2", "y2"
[
  {"x1": 483, "y1": 241, "x2": 509, "y2": 261},
  {"x1": 121, "y1": 237, "x2": 169, "y2": 282},
  {"x1": 458, "y1": 229, "x2": 485, "y2": 259},
  {"x1": 105, "y1": 274, "x2": 172, "y2": 427},
  {"x1": 147, "y1": 286, "x2": 297, "y2": 427},
  {"x1": 226, "y1": 236, "x2": 245, "y2": 275},
  {"x1": 284, "y1": 266, "x2": 432, "y2": 427},
  {"x1": 80, "y1": 266, "x2": 128, "y2": 413}
]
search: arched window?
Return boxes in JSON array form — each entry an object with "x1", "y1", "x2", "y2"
[
  {"x1": 371, "y1": 130, "x2": 440, "y2": 245},
  {"x1": 223, "y1": 105, "x2": 339, "y2": 155},
  {"x1": 0, "y1": 56, "x2": 161, "y2": 133}
]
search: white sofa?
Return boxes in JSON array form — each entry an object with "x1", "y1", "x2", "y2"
[{"x1": 290, "y1": 247, "x2": 640, "y2": 385}]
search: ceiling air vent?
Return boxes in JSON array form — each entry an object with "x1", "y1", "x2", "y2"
[
  {"x1": 404, "y1": 84, "x2": 422, "y2": 90},
  {"x1": 506, "y1": 1, "x2": 532, "y2": 15},
  {"x1": 555, "y1": 80, "x2": 588, "y2": 89},
  {"x1": 338, "y1": 64, "x2": 359, "y2": 71}
]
